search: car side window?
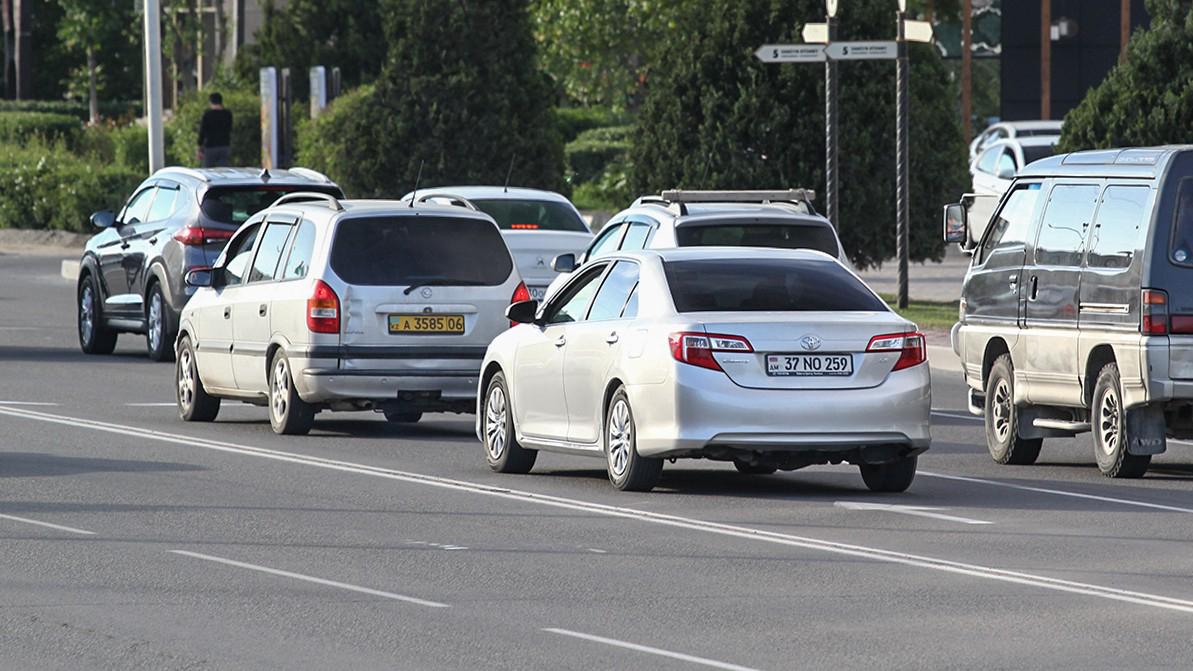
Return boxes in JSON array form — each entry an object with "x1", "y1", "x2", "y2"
[
  {"x1": 977, "y1": 147, "x2": 1000, "y2": 175},
  {"x1": 588, "y1": 223, "x2": 625, "y2": 260},
  {"x1": 248, "y1": 221, "x2": 294, "y2": 283},
  {"x1": 279, "y1": 220, "x2": 316, "y2": 280},
  {"x1": 121, "y1": 187, "x2": 156, "y2": 225},
  {"x1": 147, "y1": 187, "x2": 178, "y2": 223},
  {"x1": 544, "y1": 265, "x2": 607, "y2": 325},
  {"x1": 1035, "y1": 184, "x2": 1100, "y2": 267},
  {"x1": 586, "y1": 261, "x2": 640, "y2": 321},
  {"x1": 221, "y1": 223, "x2": 262, "y2": 287},
  {"x1": 621, "y1": 284, "x2": 639, "y2": 319},
  {"x1": 997, "y1": 151, "x2": 1017, "y2": 179},
  {"x1": 1170, "y1": 179, "x2": 1193, "y2": 265},
  {"x1": 1088, "y1": 186, "x2": 1150, "y2": 270},
  {"x1": 979, "y1": 183, "x2": 1040, "y2": 264},
  {"x1": 619, "y1": 223, "x2": 652, "y2": 251}
]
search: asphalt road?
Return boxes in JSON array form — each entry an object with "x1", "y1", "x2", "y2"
[{"x1": 2, "y1": 252, "x2": 1192, "y2": 670}]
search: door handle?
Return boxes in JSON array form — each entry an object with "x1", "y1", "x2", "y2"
[
  {"x1": 554, "y1": 335, "x2": 567, "y2": 348},
  {"x1": 605, "y1": 332, "x2": 619, "y2": 344},
  {"x1": 224, "y1": 307, "x2": 231, "y2": 319},
  {"x1": 1030, "y1": 276, "x2": 1039, "y2": 301},
  {"x1": 120, "y1": 241, "x2": 131, "y2": 250},
  {"x1": 149, "y1": 237, "x2": 158, "y2": 245},
  {"x1": 259, "y1": 304, "x2": 267, "y2": 317}
]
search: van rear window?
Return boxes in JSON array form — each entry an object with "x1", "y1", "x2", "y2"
[
  {"x1": 1172, "y1": 180, "x2": 1193, "y2": 265},
  {"x1": 330, "y1": 216, "x2": 513, "y2": 286},
  {"x1": 675, "y1": 223, "x2": 839, "y2": 256},
  {"x1": 663, "y1": 258, "x2": 886, "y2": 313}
]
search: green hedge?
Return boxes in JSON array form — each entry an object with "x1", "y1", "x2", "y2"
[
  {"x1": 0, "y1": 112, "x2": 82, "y2": 147},
  {"x1": 0, "y1": 99, "x2": 143, "y2": 121},
  {"x1": 168, "y1": 84, "x2": 261, "y2": 167},
  {"x1": 0, "y1": 143, "x2": 142, "y2": 232},
  {"x1": 566, "y1": 127, "x2": 631, "y2": 184},
  {"x1": 554, "y1": 107, "x2": 630, "y2": 143}
]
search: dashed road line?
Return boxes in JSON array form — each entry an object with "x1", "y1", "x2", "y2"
[
  {"x1": 835, "y1": 501, "x2": 993, "y2": 525},
  {"x1": 544, "y1": 628, "x2": 762, "y2": 671},
  {"x1": 0, "y1": 513, "x2": 96, "y2": 535}
]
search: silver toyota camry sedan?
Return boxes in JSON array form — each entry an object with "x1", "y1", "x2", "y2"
[{"x1": 476, "y1": 248, "x2": 931, "y2": 492}]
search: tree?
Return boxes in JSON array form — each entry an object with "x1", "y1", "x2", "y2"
[
  {"x1": 632, "y1": 0, "x2": 967, "y2": 269},
  {"x1": 55, "y1": 0, "x2": 138, "y2": 123},
  {"x1": 1058, "y1": 0, "x2": 1193, "y2": 152}
]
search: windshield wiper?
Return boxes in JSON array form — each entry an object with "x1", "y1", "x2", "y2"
[{"x1": 403, "y1": 279, "x2": 487, "y2": 295}]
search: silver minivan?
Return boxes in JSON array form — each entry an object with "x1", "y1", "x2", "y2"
[
  {"x1": 945, "y1": 146, "x2": 1193, "y2": 478},
  {"x1": 175, "y1": 193, "x2": 527, "y2": 435}
]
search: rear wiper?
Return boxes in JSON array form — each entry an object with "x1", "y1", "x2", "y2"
[{"x1": 403, "y1": 279, "x2": 487, "y2": 295}]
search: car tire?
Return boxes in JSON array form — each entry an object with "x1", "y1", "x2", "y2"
[
  {"x1": 269, "y1": 349, "x2": 315, "y2": 435},
  {"x1": 145, "y1": 283, "x2": 176, "y2": 362},
  {"x1": 176, "y1": 336, "x2": 219, "y2": 422},
  {"x1": 384, "y1": 409, "x2": 423, "y2": 424},
  {"x1": 984, "y1": 354, "x2": 1042, "y2": 465},
  {"x1": 77, "y1": 273, "x2": 117, "y2": 355},
  {"x1": 605, "y1": 387, "x2": 662, "y2": 492},
  {"x1": 1092, "y1": 363, "x2": 1152, "y2": 479},
  {"x1": 733, "y1": 460, "x2": 777, "y2": 475},
  {"x1": 859, "y1": 455, "x2": 918, "y2": 493},
  {"x1": 482, "y1": 372, "x2": 536, "y2": 474}
]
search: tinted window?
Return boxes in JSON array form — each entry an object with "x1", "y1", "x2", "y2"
[
  {"x1": 1022, "y1": 145, "x2": 1056, "y2": 165},
  {"x1": 122, "y1": 187, "x2": 156, "y2": 225},
  {"x1": 977, "y1": 147, "x2": 1000, "y2": 174},
  {"x1": 621, "y1": 284, "x2": 639, "y2": 319},
  {"x1": 676, "y1": 223, "x2": 839, "y2": 256},
  {"x1": 330, "y1": 216, "x2": 512, "y2": 287},
  {"x1": 980, "y1": 184, "x2": 1040, "y2": 263},
  {"x1": 588, "y1": 223, "x2": 624, "y2": 260},
  {"x1": 997, "y1": 151, "x2": 1017, "y2": 178},
  {"x1": 1089, "y1": 186, "x2": 1150, "y2": 269},
  {"x1": 1035, "y1": 185, "x2": 1098, "y2": 267},
  {"x1": 147, "y1": 187, "x2": 178, "y2": 222},
  {"x1": 248, "y1": 221, "x2": 293, "y2": 283},
  {"x1": 664, "y1": 258, "x2": 886, "y2": 312},
  {"x1": 620, "y1": 223, "x2": 652, "y2": 251},
  {"x1": 1171, "y1": 180, "x2": 1193, "y2": 265},
  {"x1": 222, "y1": 223, "x2": 261, "y2": 287},
  {"x1": 587, "y1": 261, "x2": 640, "y2": 321},
  {"x1": 546, "y1": 266, "x2": 606, "y2": 324},
  {"x1": 471, "y1": 199, "x2": 588, "y2": 232},
  {"x1": 280, "y1": 221, "x2": 315, "y2": 280},
  {"x1": 201, "y1": 186, "x2": 342, "y2": 226}
]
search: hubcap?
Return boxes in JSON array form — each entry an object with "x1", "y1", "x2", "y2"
[
  {"x1": 607, "y1": 399, "x2": 632, "y2": 478},
  {"x1": 992, "y1": 378, "x2": 1012, "y2": 443},
  {"x1": 272, "y1": 358, "x2": 289, "y2": 421},
  {"x1": 1099, "y1": 387, "x2": 1121, "y2": 457},
  {"x1": 148, "y1": 292, "x2": 162, "y2": 352},
  {"x1": 178, "y1": 348, "x2": 195, "y2": 410},
  {"x1": 79, "y1": 285, "x2": 94, "y2": 343},
  {"x1": 485, "y1": 386, "x2": 508, "y2": 460}
]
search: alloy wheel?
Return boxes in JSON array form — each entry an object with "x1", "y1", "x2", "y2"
[
  {"x1": 1099, "y1": 387, "x2": 1121, "y2": 457},
  {"x1": 178, "y1": 348, "x2": 195, "y2": 410},
  {"x1": 272, "y1": 358, "x2": 289, "y2": 421},
  {"x1": 607, "y1": 399, "x2": 632, "y2": 477},
  {"x1": 147, "y1": 292, "x2": 162, "y2": 353},
  {"x1": 485, "y1": 386, "x2": 508, "y2": 461},
  {"x1": 79, "y1": 285, "x2": 94, "y2": 343},
  {"x1": 992, "y1": 378, "x2": 1012, "y2": 443}
]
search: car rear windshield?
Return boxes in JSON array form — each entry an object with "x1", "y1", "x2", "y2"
[
  {"x1": 200, "y1": 186, "x2": 343, "y2": 226},
  {"x1": 471, "y1": 199, "x2": 588, "y2": 232},
  {"x1": 663, "y1": 258, "x2": 886, "y2": 312},
  {"x1": 675, "y1": 223, "x2": 839, "y2": 255},
  {"x1": 330, "y1": 216, "x2": 513, "y2": 287}
]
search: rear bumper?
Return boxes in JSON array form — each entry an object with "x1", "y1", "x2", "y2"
[
  {"x1": 628, "y1": 363, "x2": 931, "y2": 459},
  {"x1": 293, "y1": 356, "x2": 481, "y2": 410}
]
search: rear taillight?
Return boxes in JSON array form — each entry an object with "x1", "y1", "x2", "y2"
[
  {"x1": 307, "y1": 280, "x2": 340, "y2": 334},
  {"x1": 173, "y1": 226, "x2": 234, "y2": 246},
  {"x1": 510, "y1": 282, "x2": 532, "y2": 327},
  {"x1": 1142, "y1": 289, "x2": 1169, "y2": 335},
  {"x1": 867, "y1": 331, "x2": 927, "y2": 371},
  {"x1": 668, "y1": 331, "x2": 753, "y2": 372}
]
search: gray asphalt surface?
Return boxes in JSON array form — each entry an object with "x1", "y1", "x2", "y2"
[{"x1": 2, "y1": 252, "x2": 1192, "y2": 670}]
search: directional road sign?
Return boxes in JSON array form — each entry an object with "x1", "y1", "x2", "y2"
[
  {"x1": 824, "y1": 40, "x2": 897, "y2": 60},
  {"x1": 754, "y1": 44, "x2": 826, "y2": 63}
]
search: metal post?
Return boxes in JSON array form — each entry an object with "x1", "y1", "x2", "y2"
[
  {"x1": 144, "y1": 0, "x2": 165, "y2": 173},
  {"x1": 961, "y1": 0, "x2": 972, "y2": 141},
  {"x1": 895, "y1": 9, "x2": 910, "y2": 309},
  {"x1": 280, "y1": 67, "x2": 291, "y2": 167},
  {"x1": 1041, "y1": 0, "x2": 1051, "y2": 119},
  {"x1": 13, "y1": 0, "x2": 29, "y2": 100},
  {"x1": 825, "y1": 14, "x2": 839, "y2": 229}
]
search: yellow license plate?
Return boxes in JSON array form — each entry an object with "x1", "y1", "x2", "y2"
[{"x1": 388, "y1": 314, "x2": 465, "y2": 334}]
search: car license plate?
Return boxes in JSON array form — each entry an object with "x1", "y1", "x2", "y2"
[
  {"x1": 388, "y1": 314, "x2": 465, "y2": 335},
  {"x1": 529, "y1": 286, "x2": 547, "y2": 301},
  {"x1": 766, "y1": 353, "x2": 853, "y2": 377}
]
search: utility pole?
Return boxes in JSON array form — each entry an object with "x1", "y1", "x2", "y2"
[
  {"x1": 825, "y1": 0, "x2": 839, "y2": 229},
  {"x1": 895, "y1": 0, "x2": 910, "y2": 309},
  {"x1": 144, "y1": 0, "x2": 165, "y2": 173},
  {"x1": 13, "y1": 0, "x2": 28, "y2": 99}
]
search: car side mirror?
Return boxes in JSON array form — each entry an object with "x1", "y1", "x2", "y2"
[
  {"x1": 551, "y1": 253, "x2": 576, "y2": 273},
  {"x1": 185, "y1": 267, "x2": 213, "y2": 288},
  {"x1": 506, "y1": 299, "x2": 539, "y2": 325},
  {"x1": 90, "y1": 210, "x2": 116, "y2": 229},
  {"x1": 943, "y1": 202, "x2": 969, "y2": 247}
]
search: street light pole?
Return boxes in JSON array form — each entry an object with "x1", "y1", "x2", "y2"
[
  {"x1": 895, "y1": 1, "x2": 910, "y2": 309},
  {"x1": 825, "y1": 0, "x2": 839, "y2": 229},
  {"x1": 143, "y1": 0, "x2": 164, "y2": 174}
]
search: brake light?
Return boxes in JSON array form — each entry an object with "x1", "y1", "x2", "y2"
[
  {"x1": 510, "y1": 223, "x2": 540, "y2": 230},
  {"x1": 867, "y1": 331, "x2": 927, "y2": 371},
  {"x1": 1142, "y1": 289, "x2": 1169, "y2": 335},
  {"x1": 307, "y1": 280, "x2": 340, "y2": 334},
  {"x1": 510, "y1": 282, "x2": 532, "y2": 327},
  {"x1": 173, "y1": 226, "x2": 234, "y2": 246},
  {"x1": 668, "y1": 331, "x2": 753, "y2": 372}
]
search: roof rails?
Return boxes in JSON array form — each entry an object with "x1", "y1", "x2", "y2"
[
  {"x1": 288, "y1": 166, "x2": 333, "y2": 183},
  {"x1": 407, "y1": 192, "x2": 480, "y2": 212},
  {"x1": 636, "y1": 189, "x2": 817, "y2": 216},
  {"x1": 272, "y1": 191, "x2": 343, "y2": 212},
  {"x1": 156, "y1": 166, "x2": 209, "y2": 182}
]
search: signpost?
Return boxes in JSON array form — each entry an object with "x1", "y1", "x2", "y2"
[{"x1": 754, "y1": 44, "x2": 826, "y2": 63}]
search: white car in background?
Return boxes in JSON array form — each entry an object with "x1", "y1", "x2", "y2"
[
  {"x1": 401, "y1": 186, "x2": 593, "y2": 302},
  {"x1": 478, "y1": 247, "x2": 930, "y2": 493},
  {"x1": 968, "y1": 120, "x2": 1062, "y2": 161},
  {"x1": 970, "y1": 137, "x2": 1058, "y2": 197}
]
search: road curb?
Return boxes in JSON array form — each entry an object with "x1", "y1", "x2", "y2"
[{"x1": 61, "y1": 260, "x2": 80, "y2": 281}]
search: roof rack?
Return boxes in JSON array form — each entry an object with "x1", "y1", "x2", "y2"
[
  {"x1": 408, "y1": 192, "x2": 480, "y2": 212},
  {"x1": 635, "y1": 189, "x2": 817, "y2": 216},
  {"x1": 271, "y1": 191, "x2": 343, "y2": 212}
]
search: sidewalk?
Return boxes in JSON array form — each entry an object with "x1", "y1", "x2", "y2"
[{"x1": 856, "y1": 246, "x2": 969, "y2": 303}]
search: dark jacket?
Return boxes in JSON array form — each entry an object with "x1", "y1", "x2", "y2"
[{"x1": 198, "y1": 108, "x2": 233, "y2": 148}]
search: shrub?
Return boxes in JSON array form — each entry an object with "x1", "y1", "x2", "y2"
[
  {"x1": 572, "y1": 157, "x2": 634, "y2": 211},
  {"x1": 0, "y1": 99, "x2": 142, "y2": 121},
  {"x1": 566, "y1": 128, "x2": 631, "y2": 184},
  {"x1": 168, "y1": 82, "x2": 261, "y2": 167},
  {"x1": 0, "y1": 142, "x2": 142, "y2": 232},
  {"x1": 0, "y1": 112, "x2": 82, "y2": 147},
  {"x1": 554, "y1": 107, "x2": 630, "y2": 143}
]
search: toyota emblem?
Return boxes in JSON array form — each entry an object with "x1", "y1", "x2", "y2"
[
  {"x1": 536, "y1": 256, "x2": 546, "y2": 267},
  {"x1": 420, "y1": 287, "x2": 433, "y2": 299},
  {"x1": 800, "y1": 335, "x2": 822, "y2": 351}
]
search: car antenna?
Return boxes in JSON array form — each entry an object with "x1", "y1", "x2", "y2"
[
  {"x1": 503, "y1": 154, "x2": 517, "y2": 193},
  {"x1": 409, "y1": 160, "x2": 424, "y2": 208}
]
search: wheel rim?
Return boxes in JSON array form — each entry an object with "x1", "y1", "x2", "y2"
[
  {"x1": 147, "y1": 291, "x2": 162, "y2": 352},
  {"x1": 79, "y1": 285, "x2": 94, "y2": 343},
  {"x1": 178, "y1": 348, "x2": 194, "y2": 410},
  {"x1": 1099, "y1": 386, "x2": 1121, "y2": 457},
  {"x1": 484, "y1": 386, "x2": 508, "y2": 461},
  {"x1": 992, "y1": 378, "x2": 1012, "y2": 443},
  {"x1": 272, "y1": 358, "x2": 289, "y2": 421},
  {"x1": 607, "y1": 399, "x2": 632, "y2": 478}
]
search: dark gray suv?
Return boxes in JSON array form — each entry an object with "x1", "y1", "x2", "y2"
[{"x1": 77, "y1": 167, "x2": 343, "y2": 360}]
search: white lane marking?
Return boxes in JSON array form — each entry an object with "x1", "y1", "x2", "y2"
[
  {"x1": 919, "y1": 470, "x2": 1193, "y2": 515},
  {"x1": 124, "y1": 403, "x2": 178, "y2": 407},
  {"x1": 544, "y1": 628, "x2": 761, "y2": 671},
  {"x1": 0, "y1": 326, "x2": 48, "y2": 331},
  {"x1": 0, "y1": 401, "x2": 60, "y2": 406},
  {"x1": 170, "y1": 550, "x2": 449, "y2": 608},
  {"x1": 931, "y1": 410, "x2": 981, "y2": 422},
  {"x1": 586, "y1": 548, "x2": 608, "y2": 554},
  {"x1": 835, "y1": 501, "x2": 992, "y2": 525},
  {"x1": 5, "y1": 406, "x2": 1193, "y2": 614},
  {"x1": 0, "y1": 513, "x2": 96, "y2": 535}
]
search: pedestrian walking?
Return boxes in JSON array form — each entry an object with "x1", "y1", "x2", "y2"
[{"x1": 197, "y1": 92, "x2": 233, "y2": 168}]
